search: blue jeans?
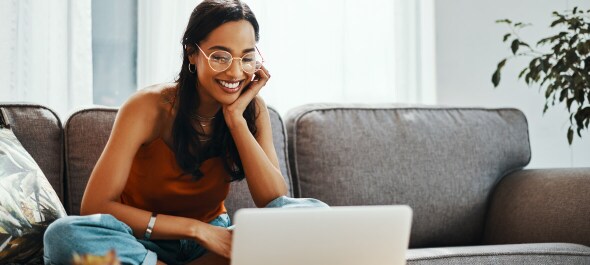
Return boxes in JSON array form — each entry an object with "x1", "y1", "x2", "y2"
[{"x1": 43, "y1": 196, "x2": 328, "y2": 265}]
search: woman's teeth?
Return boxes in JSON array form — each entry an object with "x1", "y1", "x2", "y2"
[{"x1": 219, "y1": 80, "x2": 240, "y2": 89}]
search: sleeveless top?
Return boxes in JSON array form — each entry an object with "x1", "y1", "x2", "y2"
[{"x1": 120, "y1": 137, "x2": 230, "y2": 223}]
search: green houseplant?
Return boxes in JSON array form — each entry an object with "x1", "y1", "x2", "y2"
[{"x1": 492, "y1": 7, "x2": 590, "y2": 144}]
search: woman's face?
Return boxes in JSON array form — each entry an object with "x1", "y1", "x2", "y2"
[{"x1": 189, "y1": 20, "x2": 258, "y2": 107}]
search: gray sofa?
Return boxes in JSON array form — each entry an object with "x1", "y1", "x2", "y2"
[{"x1": 1, "y1": 102, "x2": 589, "y2": 264}]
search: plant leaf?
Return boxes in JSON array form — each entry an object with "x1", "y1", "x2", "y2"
[
  {"x1": 569, "y1": 34, "x2": 578, "y2": 46},
  {"x1": 519, "y1": 41, "x2": 531, "y2": 48},
  {"x1": 497, "y1": 59, "x2": 507, "y2": 69},
  {"x1": 511, "y1": 39, "x2": 520, "y2": 54},
  {"x1": 559, "y1": 88, "x2": 568, "y2": 102},
  {"x1": 567, "y1": 127, "x2": 574, "y2": 145},
  {"x1": 582, "y1": 108, "x2": 590, "y2": 129},
  {"x1": 525, "y1": 72, "x2": 533, "y2": 85},
  {"x1": 503, "y1": 33, "x2": 511, "y2": 42},
  {"x1": 496, "y1": 19, "x2": 512, "y2": 24},
  {"x1": 567, "y1": 97, "x2": 575, "y2": 111},
  {"x1": 551, "y1": 17, "x2": 567, "y2": 27},
  {"x1": 492, "y1": 70, "x2": 501, "y2": 87},
  {"x1": 566, "y1": 50, "x2": 577, "y2": 64},
  {"x1": 537, "y1": 36, "x2": 558, "y2": 46},
  {"x1": 518, "y1": 68, "x2": 528, "y2": 79},
  {"x1": 491, "y1": 59, "x2": 507, "y2": 87},
  {"x1": 545, "y1": 84, "x2": 555, "y2": 98},
  {"x1": 574, "y1": 109, "x2": 584, "y2": 130},
  {"x1": 578, "y1": 41, "x2": 590, "y2": 55},
  {"x1": 543, "y1": 103, "x2": 549, "y2": 114}
]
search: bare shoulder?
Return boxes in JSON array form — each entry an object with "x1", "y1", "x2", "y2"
[
  {"x1": 135, "y1": 83, "x2": 177, "y2": 110},
  {"x1": 117, "y1": 83, "x2": 177, "y2": 142}
]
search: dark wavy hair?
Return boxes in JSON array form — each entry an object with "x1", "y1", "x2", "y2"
[{"x1": 173, "y1": 0, "x2": 259, "y2": 181}]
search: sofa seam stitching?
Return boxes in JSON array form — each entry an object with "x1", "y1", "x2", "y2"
[{"x1": 408, "y1": 251, "x2": 590, "y2": 261}]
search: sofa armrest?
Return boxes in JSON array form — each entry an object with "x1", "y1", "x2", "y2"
[{"x1": 484, "y1": 168, "x2": 590, "y2": 246}]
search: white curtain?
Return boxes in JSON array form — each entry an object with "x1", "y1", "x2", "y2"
[
  {"x1": 137, "y1": 0, "x2": 200, "y2": 90},
  {"x1": 0, "y1": 0, "x2": 93, "y2": 119},
  {"x1": 138, "y1": 0, "x2": 436, "y2": 115}
]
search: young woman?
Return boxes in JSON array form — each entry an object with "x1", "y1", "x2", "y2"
[{"x1": 43, "y1": 1, "x2": 327, "y2": 264}]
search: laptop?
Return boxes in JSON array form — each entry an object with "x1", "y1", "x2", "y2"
[{"x1": 231, "y1": 205, "x2": 412, "y2": 265}]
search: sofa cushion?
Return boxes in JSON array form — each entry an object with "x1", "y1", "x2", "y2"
[
  {"x1": 0, "y1": 108, "x2": 67, "y2": 263},
  {"x1": 286, "y1": 104, "x2": 531, "y2": 248},
  {"x1": 484, "y1": 168, "x2": 590, "y2": 247},
  {"x1": 64, "y1": 106, "x2": 292, "y2": 217},
  {"x1": 0, "y1": 104, "x2": 64, "y2": 203},
  {"x1": 64, "y1": 107, "x2": 117, "y2": 215},
  {"x1": 407, "y1": 243, "x2": 590, "y2": 265}
]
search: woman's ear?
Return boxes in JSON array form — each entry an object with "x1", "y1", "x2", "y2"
[
  {"x1": 188, "y1": 53, "x2": 197, "y2": 65},
  {"x1": 186, "y1": 45, "x2": 197, "y2": 64}
]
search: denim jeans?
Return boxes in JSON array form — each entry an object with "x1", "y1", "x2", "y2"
[{"x1": 43, "y1": 196, "x2": 328, "y2": 265}]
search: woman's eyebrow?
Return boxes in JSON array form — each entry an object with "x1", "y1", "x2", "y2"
[{"x1": 208, "y1": 45, "x2": 256, "y2": 54}]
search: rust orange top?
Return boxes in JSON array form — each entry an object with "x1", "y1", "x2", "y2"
[{"x1": 120, "y1": 137, "x2": 230, "y2": 223}]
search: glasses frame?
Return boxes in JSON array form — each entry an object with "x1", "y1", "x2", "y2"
[{"x1": 195, "y1": 44, "x2": 265, "y2": 74}]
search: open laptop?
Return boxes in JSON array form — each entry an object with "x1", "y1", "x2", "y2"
[{"x1": 231, "y1": 205, "x2": 412, "y2": 265}]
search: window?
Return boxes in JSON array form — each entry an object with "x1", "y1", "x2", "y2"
[{"x1": 92, "y1": 0, "x2": 138, "y2": 107}]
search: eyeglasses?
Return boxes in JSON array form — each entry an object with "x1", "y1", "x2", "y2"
[{"x1": 195, "y1": 44, "x2": 264, "y2": 74}]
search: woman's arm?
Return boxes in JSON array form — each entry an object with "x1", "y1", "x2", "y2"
[
  {"x1": 223, "y1": 67, "x2": 289, "y2": 207},
  {"x1": 227, "y1": 97, "x2": 288, "y2": 207},
  {"x1": 79, "y1": 90, "x2": 223, "y2": 245}
]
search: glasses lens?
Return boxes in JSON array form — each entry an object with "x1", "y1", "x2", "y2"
[
  {"x1": 209, "y1": 51, "x2": 232, "y2": 71},
  {"x1": 241, "y1": 52, "x2": 263, "y2": 74}
]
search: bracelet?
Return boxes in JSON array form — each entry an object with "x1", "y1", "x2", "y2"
[{"x1": 144, "y1": 212, "x2": 157, "y2": 240}]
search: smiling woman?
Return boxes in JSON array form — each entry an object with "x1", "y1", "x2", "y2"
[
  {"x1": 137, "y1": 0, "x2": 437, "y2": 115},
  {"x1": 41, "y1": 1, "x2": 327, "y2": 265}
]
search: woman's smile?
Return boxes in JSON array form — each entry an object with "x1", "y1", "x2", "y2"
[{"x1": 216, "y1": 78, "x2": 245, "y2": 94}]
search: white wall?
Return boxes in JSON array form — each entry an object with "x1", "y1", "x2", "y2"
[{"x1": 434, "y1": 0, "x2": 590, "y2": 168}]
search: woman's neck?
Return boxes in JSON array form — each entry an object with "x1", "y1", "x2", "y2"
[
  {"x1": 195, "y1": 82, "x2": 221, "y2": 117},
  {"x1": 196, "y1": 101, "x2": 220, "y2": 118}
]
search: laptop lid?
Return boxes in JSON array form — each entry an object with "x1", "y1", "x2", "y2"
[{"x1": 231, "y1": 205, "x2": 412, "y2": 265}]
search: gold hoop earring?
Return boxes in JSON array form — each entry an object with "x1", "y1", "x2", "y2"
[{"x1": 188, "y1": 64, "x2": 196, "y2": 74}]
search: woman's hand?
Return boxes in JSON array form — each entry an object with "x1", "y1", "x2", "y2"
[
  {"x1": 195, "y1": 223, "x2": 233, "y2": 259},
  {"x1": 222, "y1": 66, "x2": 270, "y2": 128}
]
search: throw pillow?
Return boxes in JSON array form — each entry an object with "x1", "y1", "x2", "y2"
[{"x1": 0, "y1": 108, "x2": 67, "y2": 263}]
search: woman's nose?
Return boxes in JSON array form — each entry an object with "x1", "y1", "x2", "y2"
[{"x1": 225, "y1": 58, "x2": 244, "y2": 78}]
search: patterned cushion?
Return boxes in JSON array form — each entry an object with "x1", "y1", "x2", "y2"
[
  {"x1": 0, "y1": 104, "x2": 64, "y2": 204},
  {"x1": 0, "y1": 107, "x2": 67, "y2": 263}
]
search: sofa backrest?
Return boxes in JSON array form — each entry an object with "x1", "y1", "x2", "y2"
[
  {"x1": 64, "y1": 106, "x2": 292, "y2": 217},
  {"x1": 286, "y1": 104, "x2": 531, "y2": 248},
  {"x1": 0, "y1": 104, "x2": 64, "y2": 203}
]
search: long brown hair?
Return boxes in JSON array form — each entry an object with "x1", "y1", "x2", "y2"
[{"x1": 173, "y1": 0, "x2": 259, "y2": 181}]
